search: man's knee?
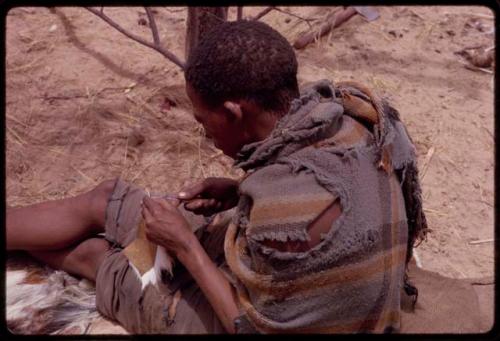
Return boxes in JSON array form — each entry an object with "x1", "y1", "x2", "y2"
[
  {"x1": 71, "y1": 238, "x2": 111, "y2": 280},
  {"x1": 86, "y1": 179, "x2": 117, "y2": 227},
  {"x1": 28, "y1": 238, "x2": 111, "y2": 281},
  {"x1": 92, "y1": 179, "x2": 116, "y2": 201}
]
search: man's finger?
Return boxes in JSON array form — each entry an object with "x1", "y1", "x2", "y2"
[
  {"x1": 142, "y1": 205, "x2": 154, "y2": 223},
  {"x1": 165, "y1": 197, "x2": 181, "y2": 207},
  {"x1": 184, "y1": 198, "x2": 210, "y2": 211},
  {"x1": 143, "y1": 195, "x2": 156, "y2": 210},
  {"x1": 178, "y1": 181, "x2": 206, "y2": 200},
  {"x1": 205, "y1": 198, "x2": 218, "y2": 208},
  {"x1": 158, "y1": 198, "x2": 180, "y2": 211},
  {"x1": 143, "y1": 196, "x2": 164, "y2": 213}
]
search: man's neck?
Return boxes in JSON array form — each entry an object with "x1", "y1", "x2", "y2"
[{"x1": 246, "y1": 111, "x2": 279, "y2": 143}]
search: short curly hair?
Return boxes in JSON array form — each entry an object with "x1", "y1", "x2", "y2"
[{"x1": 185, "y1": 20, "x2": 299, "y2": 115}]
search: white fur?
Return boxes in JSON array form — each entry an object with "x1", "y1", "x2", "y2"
[
  {"x1": 129, "y1": 246, "x2": 175, "y2": 291},
  {"x1": 413, "y1": 249, "x2": 423, "y2": 268},
  {"x1": 154, "y1": 245, "x2": 174, "y2": 282},
  {"x1": 140, "y1": 267, "x2": 158, "y2": 290},
  {"x1": 6, "y1": 269, "x2": 27, "y2": 285}
]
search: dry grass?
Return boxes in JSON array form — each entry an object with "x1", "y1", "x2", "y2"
[{"x1": 6, "y1": 79, "x2": 241, "y2": 208}]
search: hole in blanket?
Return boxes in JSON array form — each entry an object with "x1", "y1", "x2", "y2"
[
  {"x1": 258, "y1": 198, "x2": 342, "y2": 253},
  {"x1": 315, "y1": 84, "x2": 334, "y2": 99}
]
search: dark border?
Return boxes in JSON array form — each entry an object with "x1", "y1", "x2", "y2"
[{"x1": 0, "y1": 1, "x2": 498, "y2": 340}]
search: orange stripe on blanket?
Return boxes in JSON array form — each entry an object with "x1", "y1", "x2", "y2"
[
  {"x1": 225, "y1": 222, "x2": 407, "y2": 297},
  {"x1": 314, "y1": 115, "x2": 373, "y2": 148},
  {"x1": 236, "y1": 279, "x2": 401, "y2": 334}
]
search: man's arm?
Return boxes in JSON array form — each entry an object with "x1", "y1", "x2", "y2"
[
  {"x1": 141, "y1": 194, "x2": 342, "y2": 333},
  {"x1": 177, "y1": 236, "x2": 240, "y2": 333},
  {"x1": 141, "y1": 196, "x2": 240, "y2": 333},
  {"x1": 179, "y1": 199, "x2": 342, "y2": 332}
]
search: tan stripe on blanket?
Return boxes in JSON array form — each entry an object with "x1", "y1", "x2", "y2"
[
  {"x1": 249, "y1": 194, "x2": 334, "y2": 227},
  {"x1": 226, "y1": 222, "x2": 407, "y2": 297},
  {"x1": 374, "y1": 174, "x2": 406, "y2": 332}
]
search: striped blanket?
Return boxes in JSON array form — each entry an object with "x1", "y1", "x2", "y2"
[{"x1": 224, "y1": 80, "x2": 427, "y2": 333}]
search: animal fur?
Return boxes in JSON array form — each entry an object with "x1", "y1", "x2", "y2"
[
  {"x1": 123, "y1": 204, "x2": 175, "y2": 291},
  {"x1": 128, "y1": 245, "x2": 175, "y2": 291},
  {"x1": 7, "y1": 267, "x2": 102, "y2": 334}
]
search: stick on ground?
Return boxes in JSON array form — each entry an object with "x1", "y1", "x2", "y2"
[
  {"x1": 293, "y1": 7, "x2": 356, "y2": 50},
  {"x1": 251, "y1": 6, "x2": 275, "y2": 21},
  {"x1": 419, "y1": 146, "x2": 436, "y2": 181},
  {"x1": 469, "y1": 238, "x2": 494, "y2": 245}
]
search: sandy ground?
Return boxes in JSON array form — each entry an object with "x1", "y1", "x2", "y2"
[{"x1": 5, "y1": 5, "x2": 495, "y2": 332}]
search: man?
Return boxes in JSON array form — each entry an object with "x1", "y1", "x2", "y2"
[{"x1": 7, "y1": 20, "x2": 427, "y2": 334}]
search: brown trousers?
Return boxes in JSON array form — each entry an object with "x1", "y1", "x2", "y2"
[{"x1": 95, "y1": 179, "x2": 228, "y2": 334}]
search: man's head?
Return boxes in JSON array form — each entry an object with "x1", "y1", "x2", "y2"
[{"x1": 185, "y1": 20, "x2": 299, "y2": 158}]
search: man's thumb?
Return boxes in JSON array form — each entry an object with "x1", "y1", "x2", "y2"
[{"x1": 178, "y1": 182, "x2": 204, "y2": 199}]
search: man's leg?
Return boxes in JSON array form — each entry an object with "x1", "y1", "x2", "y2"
[
  {"x1": 28, "y1": 237, "x2": 111, "y2": 282},
  {"x1": 7, "y1": 179, "x2": 116, "y2": 251}
]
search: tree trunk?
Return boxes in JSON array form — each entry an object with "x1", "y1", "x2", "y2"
[{"x1": 185, "y1": 7, "x2": 228, "y2": 61}]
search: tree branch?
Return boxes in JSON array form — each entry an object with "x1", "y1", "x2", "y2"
[
  {"x1": 201, "y1": 8, "x2": 227, "y2": 22},
  {"x1": 237, "y1": 7, "x2": 243, "y2": 20},
  {"x1": 85, "y1": 7, "x2": 185, "y2": 70},
  {"x1": 144, "y1": 7, "x2": 160, "y2": 47},
  {"x1": 272, "y1": 7, "x2": 318, "y2": 28},
  {"x1": 251, "y1": 6, "x2": 275, "y2": 21}
]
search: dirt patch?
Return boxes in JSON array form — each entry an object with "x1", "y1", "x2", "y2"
[{"x1": 6, "y1": 5, "x2": 494, "y2": 283}]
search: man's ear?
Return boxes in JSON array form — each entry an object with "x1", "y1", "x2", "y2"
[{"x1": 223, "y1": 101, "x2": 243, "y2": 121}]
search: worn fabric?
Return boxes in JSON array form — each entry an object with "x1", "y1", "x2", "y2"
[
  {"x1": 224, "y1": 79, "x2": 425, "y2": 333},
  {"x1": 95, "y1": 179, "x2": 227, "y2": 334}
]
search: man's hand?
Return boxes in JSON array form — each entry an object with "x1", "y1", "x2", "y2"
[
  {"x1": 142, "y1": 195, "x2": 240, "y2": 333},
  {"x1": 178, "y1": 177, "x2": 239, "y2": 216},
  {"x1": 141, "y1": 197, "x2": 196, "y2": 257}
]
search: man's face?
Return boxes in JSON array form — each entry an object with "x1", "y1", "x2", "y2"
[{"x1": 186, "y1": 84, "x2": 248, "y2": 159}]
